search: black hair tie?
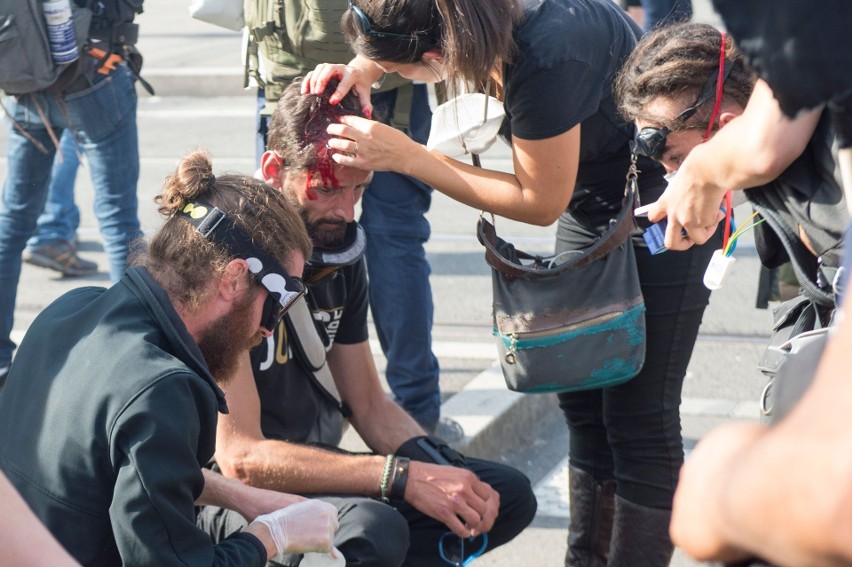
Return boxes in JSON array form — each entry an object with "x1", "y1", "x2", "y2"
[{"x1": 207, "y1": 174, "x2": 216, "y2": 189}]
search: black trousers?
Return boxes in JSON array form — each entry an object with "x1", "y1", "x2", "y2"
[
  {"x1": 555, "y1": 209, "x2": 721, "y2": 509},
  {"x1": 197, "y1": 456, "x2": 536, "y2": 566}
]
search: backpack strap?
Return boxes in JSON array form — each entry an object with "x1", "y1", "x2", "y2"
[
  {"x1": 749, "y1": 197, "x2": 837, "y2": 308},
  {"x1": 284, "y1": 296, "x2": 352, "y2": 418}
]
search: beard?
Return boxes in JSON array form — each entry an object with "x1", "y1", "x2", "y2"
[
  {"x1": 196, "y1": 288, "x2": 263, "y2": 385},
  {"x1": 304, "y1": 214, "x2": 347, "y2": 250}
]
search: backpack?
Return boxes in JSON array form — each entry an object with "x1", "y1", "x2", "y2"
[
  {"x1": 750, "y1": 111, "x2": 846, "y2": 421},
  {"x1": 0, "y1": 0, "x2": 92, "y2": 95},
  {"x1": 244, "y1": 0, "x2": 408, "y2": 110},
  {"x1": 747, "y1": 111, "x2": 846, "y2": 300}
]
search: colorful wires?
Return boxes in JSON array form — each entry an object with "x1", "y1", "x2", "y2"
[
  {"x1": 723, "y1": 210, "x2": 765, "y2": 257},
  {"x1": 721, "y1": 192, "x2": 734, "y2": 250}
]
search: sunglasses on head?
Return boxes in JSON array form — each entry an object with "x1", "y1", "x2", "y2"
[
  {"x1": 634, "y1": 63, "x2": 733, "y2": 161},
  {"x1": 348, "y1": 0, "x2": 419, "y2": 41},
  {"x1": 251, "y1": 266, "x2": 306, "y2": 333}
]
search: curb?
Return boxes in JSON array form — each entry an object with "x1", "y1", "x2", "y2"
[
  {"x1": 337, "y1": 359, "x2": 550, "y2": 459},
  {"x1": 447, "y1": 361, "x2": 559, "y2": 460},
  {"x1": 141, "y1": 67, "x2": 251, "y2": 98}
]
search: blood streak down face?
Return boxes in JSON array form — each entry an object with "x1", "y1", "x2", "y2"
[
  {"x1": 297, "y1": 76, "x2": 368, "y2": 200},
  {"x1": 302, "y1": 99, "x2": 349, "y2": 200}
]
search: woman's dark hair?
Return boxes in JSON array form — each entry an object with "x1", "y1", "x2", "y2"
[
  {"x1": 341, "y1": 0, "x2": 521, "y2": 91},
  {"x1": 267, "y1": 77, "x2": 364, "y2": 169},
  {"x1": 134, "y1": 151, "x2": 312, "y2": 309},
  {"x1": 616, "y1": 22, "x2": 755, "y2": 128}
]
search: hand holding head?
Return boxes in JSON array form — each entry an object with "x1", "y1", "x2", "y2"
[{"x1": 264, "y1": 76, "x2": 368, "y2": 194}]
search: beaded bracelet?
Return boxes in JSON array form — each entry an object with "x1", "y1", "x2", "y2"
[{"x1": 379, "y1": 453, "x2": 395, "y2": 503}]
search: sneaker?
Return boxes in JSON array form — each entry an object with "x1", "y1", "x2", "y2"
[
  {"x1": 23, "y1": 240, "x2": 97, "y2": 277},
  {"x1": 425, "y1": 416, "x2": 465, "y2": 444}
]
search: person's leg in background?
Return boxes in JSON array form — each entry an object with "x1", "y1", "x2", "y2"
[
  {"x1": 553, "y1": 212, "x2": 620, "y2": 567},
  {"x1": 360, "y1": 85, "x2": 444, "y2": 434},
  {"x1": 554, "y1": 208, "x2": 719, "y2": 566},
  {"x1": 23, "y1": 129, "x2": 98, "y2": 277},
  {"x1": 0, "y1": 94, "x2": 62, "y2": 383},
  {"x1": 603, "y1": 232, "x2": 718, "y2": 567},
  {"x1": 556, "y1": 387, "x2": 618, "y2": 567},
  {"x1": 66, "y1": 64, "x2": 142, "y2": 284},
  {"x1": 2, "y1": 63, "x2": 141, "y2": 384},
  {"x1": 640, "y1": 0, "x2": 692, "y2": 32}
]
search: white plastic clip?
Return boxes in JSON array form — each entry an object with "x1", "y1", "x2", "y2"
[{"x1": 703, "y1": 249, "x2": 736, "y2": 290}]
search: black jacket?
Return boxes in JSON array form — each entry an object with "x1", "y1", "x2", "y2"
[{"x1": 0, "y1": 267, "x2": 262, "y2": 566}]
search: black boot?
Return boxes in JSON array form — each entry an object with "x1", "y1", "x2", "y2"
[
  {"x1": 608, "y1": 495, "x2": 674, "y2": 567},
  {"x1": 565, "y1": 466, "x2": 616, "y2": 567}
]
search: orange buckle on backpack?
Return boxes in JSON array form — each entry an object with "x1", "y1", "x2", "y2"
[{"x1": 87, "y1": 47, "x2": 124, "y2": 75}]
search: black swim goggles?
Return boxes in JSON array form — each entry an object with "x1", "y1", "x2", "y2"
[
  {"x1": 348, "y1": 0, "x2": 420, "y2": 41},
  {"x1": 178, "y1": 201, "x2": 306, "y2": 332},
  {"x1": 634, "y1": 64, "x2": 733, "y2": 161}
]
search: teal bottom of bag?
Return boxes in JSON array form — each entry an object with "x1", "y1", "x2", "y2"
[{"x1": 494, "y1": 303, "x2": 646, "y2": 394}]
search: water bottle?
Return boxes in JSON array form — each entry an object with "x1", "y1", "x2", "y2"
[{"x1": 42, "y1": 0, "x2": 79, "y2": 65}]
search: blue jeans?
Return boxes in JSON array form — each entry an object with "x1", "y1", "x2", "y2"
[
  {"x1": 0, "y1": 63, "x2": 141, "y2": 368},
  {"x1": 360, "y1": 85, "x2": 440, "y2": 427},
  {"x1": 256, "y1": 85, "x2": 440, "y2": 427},
  {"x1": 26, "y1": 130, "x2": 81, "y2": 248}
]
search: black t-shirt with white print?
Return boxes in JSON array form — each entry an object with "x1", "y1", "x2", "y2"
[{"x1": 249, "y1": 258, "x2": 369, "y2": 443}]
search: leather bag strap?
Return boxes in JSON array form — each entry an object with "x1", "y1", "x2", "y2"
[{"x1": 478, "y1": 163, "x2": 639, "y2": 279}]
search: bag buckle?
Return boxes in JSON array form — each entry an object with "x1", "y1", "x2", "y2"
[
  {"x1": 86, "y1": 46, "x2": 123, "y2": 75},
  {"x1": 625, "y1": 150, "x2": 640, "y2": 206}
]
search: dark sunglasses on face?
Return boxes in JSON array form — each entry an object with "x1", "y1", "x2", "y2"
[
  {"x1": 348, "y1": 0, "x2": 419, "y2": 41},
  {"x1": 255, "y1": 273, "x2": 306, "y2": 332},
  {"x1": 634, "y1": 64, "x2": 734, "y2": 160}
]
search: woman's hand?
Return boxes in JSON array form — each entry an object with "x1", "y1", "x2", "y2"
[
  {"x1": 646, "y1": 158, "x2": 726, "y2": 251},
  {"x1": 326, "y1": 115, "x2": 423, "y2": 174},
  {"x1": 302, "y1": 61, "x2": 382, "y2": 118}
]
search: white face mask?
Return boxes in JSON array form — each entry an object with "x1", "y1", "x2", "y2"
[{"x1": 426, "y1": 93, "x2": 506, "y2": 157}]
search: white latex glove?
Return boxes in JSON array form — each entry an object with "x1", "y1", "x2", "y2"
[{"x1": 252, "y1": 499, "x2": 339, "y2": 556}]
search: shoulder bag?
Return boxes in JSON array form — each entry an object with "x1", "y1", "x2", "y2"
[{"x1": 477, "y1": 158, "x2": 646, "y2": 393}]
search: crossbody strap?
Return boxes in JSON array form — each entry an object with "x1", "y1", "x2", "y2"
[
  {"x1": 748, "y1": 200, "x2": 836, "y2": 308},
  {"x1": 284, "y1": 296, "x2": 352, "y2": 417},
  {"x1": 477, "y1": 157, "x2": 639, "y2": 279}
]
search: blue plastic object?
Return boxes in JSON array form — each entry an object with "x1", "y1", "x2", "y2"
[{"x1": 439, "y1": 532, "x2": 489, "y2": 566}]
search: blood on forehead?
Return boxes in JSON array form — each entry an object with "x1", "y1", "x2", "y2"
[{"x1": 302, "y1": 96, "x2": 347, "y2": 201}]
